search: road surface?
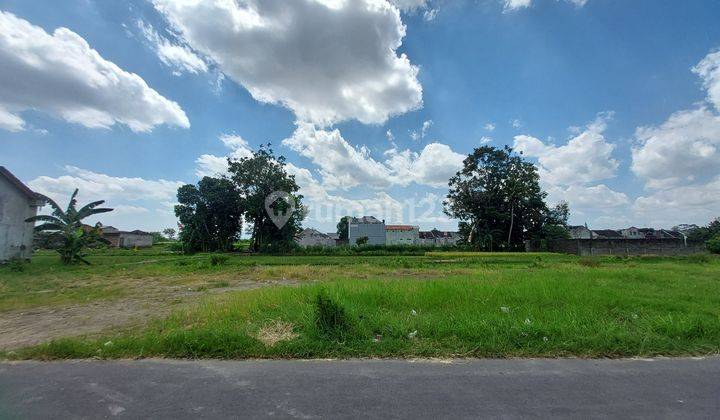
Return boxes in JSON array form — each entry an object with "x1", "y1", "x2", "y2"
[{"x1": 1, "y1": 357, "x2": 719, "y2": 419}]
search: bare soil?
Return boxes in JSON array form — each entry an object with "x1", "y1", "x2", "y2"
[{"x1": 0, "y1": 280, "x2": 297, "y2": 350}]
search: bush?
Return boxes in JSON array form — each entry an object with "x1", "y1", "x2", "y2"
[
  {"x1": 578, "y1": 257, "x2": 601, "y2": 268},
  {"x1": 707, "y1": 236, "x2": 720, "y2": 254},
  {"x1": 210, "y1": 254, "x2": 229, "y2": 266},
  {"x1": 314, "y1": 291, "x2": 354, "y2": 340},
  {"x1": 4, "y1": 258, "x2": 25, "y2": 272}
]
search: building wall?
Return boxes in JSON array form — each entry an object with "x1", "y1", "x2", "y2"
[
  {"x1": 386, "y1": 228, "x2": 419, "y2": 245},
  {"x1": 0, "y1": 177, "x2": 39, "y2": 261},
  {"x1": 349, "y1": 222, "x2": 386, "y2": 245},
  {"x1": 118, "y1": 233, "x2": 153, "y2": 248},
  {"x1": 298, "y1": 235, "x2": 336, "y2": 247},
  {"x1": 526, "y1": 239, "x2": 706, "y2": 256}
]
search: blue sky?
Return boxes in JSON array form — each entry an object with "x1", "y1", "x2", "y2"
[{"x1": 2, "y1": 0, "x2": 720, "y2": 233}]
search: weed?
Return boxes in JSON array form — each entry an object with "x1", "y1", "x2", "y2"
[
  {"x1": 578, "y1": 257, "x2": 601, "y2": 268},
  {"x1": 314, "y1": 291, "x2": 354, "y2": 340},
  {"x1": 210, "y1": 254, "x2": 229, "y2": 266}
]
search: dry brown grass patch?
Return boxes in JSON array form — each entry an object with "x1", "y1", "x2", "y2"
[{"x1": 256, "y1": 320, "x2": 299, "y2": 347}]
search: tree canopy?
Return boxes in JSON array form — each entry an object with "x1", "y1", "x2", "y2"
[
  {"x1": 175, "y1": 176, "x2": 244, "y2": 253},
  {"x1": 227, "y1": 145, "x2": 305, "y2": 252},
  {"x1": 444, "y1": 146, "x2": 559, "y2": 250}
]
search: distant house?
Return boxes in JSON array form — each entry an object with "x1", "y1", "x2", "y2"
[
  {"x1": 419, "y1": 230, "x2": 460, "y2": 247},
  {"x1": 591, "y1": 229, "x2": 623, "y2": 239},
  {"x1": 0, "y1": 167, "x2": 45, "y2": 261},
  {"x1": 298, "y1": 228, "x2": 336, "y2": 247},
  {"x1": 620, "y1": 227, "x2": 643, "y2": 239},
  {"x1": 100, "y1": 226, "x2": 153, "y2": 248},
  {"x1": 386, "y1": 225, "x2": 420, "y2": 245},
  {"x1": 348, "y1": 216, "x2": 386, "y2": 245},
  {"x1": 568, "y1": 225, "x2": 593, "y2": 239},
  {"x1": 641, "y1": 228, "x2": 682, "y2": 240}
]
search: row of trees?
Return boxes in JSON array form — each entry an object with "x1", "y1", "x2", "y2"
[{"x1": 174, "y1": 146, "x2": 305, "y2": 253}]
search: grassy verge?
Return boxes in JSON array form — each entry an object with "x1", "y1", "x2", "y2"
[{"x1": 7, "y1": 254, "x2": 720, "y2": 360}]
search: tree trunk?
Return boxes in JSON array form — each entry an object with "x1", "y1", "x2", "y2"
[{"x1": 507, "y1": 203, "x2": 515, "y2": 248}]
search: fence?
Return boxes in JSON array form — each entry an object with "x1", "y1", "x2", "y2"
[{"x1": 525, "y1": 238, "x2": 706, "y2": 256}]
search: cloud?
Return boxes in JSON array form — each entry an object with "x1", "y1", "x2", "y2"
[
  {"x1": 503, "y1": 0, "x2": 532, "y2": 11},
  {"x1": 195, "y1": 134, "x2": 254, "y2": 177},
  {"x1": 514, "y1": 113, "x2": 619, "y2": 185},
  {"x1": 423, "y1": 9, "x2": 439, "y2": 22},
  {"x1": 152, "y1": 0, "x2": 422, "y2": 126},
  {"x1": 629, "y1": 48, "x2": 720, "y2": 226},
  {"x1": 632, "y1": 176, "x2": 720, "y2": 226},
  {"x1": 283, "y1": 122, "x2": 464, "y2": 190},
  {"x1": 283, "y1": 122, "x2": 393, "y2": 190},
  {"x1": 513, "y1": 113, "x2": 628, "y2": 214},
  {"x1": 28, "y1": 166, "x2": 183, "y2": 203},
  {"x1": 137, "y1": 20, "x2": 207, "y2": 75},
  {"x1": 631, "y1": 107, "x2": 720, "y2": 188},
  {"x1": 504, "y1": 0, "x2": 589, "y2": 11},
  {"x1": 546, "y1": 184, "x2": 629, "y2": 209},
  {"x1": 484, "y1": 123, "x2": 496, "y2": 132},
  {"x1": 0, "y1": 11, "x2": 189, "y2": 132},
  {"x1": 384, "y1": 143, "x2": 465, "y2": 188},
  {"x1": 410, "y1": 119, "x2": 433, "y2": 141},
  {"x1": 389, "y1": 0, "x2": 428, "y2": 11},
  {"x1": 694, "y1": 49, "x2": 720, "y2": 111},
  {"x1": 286, "y1": 163, "x2": 404, "y2": 224}
]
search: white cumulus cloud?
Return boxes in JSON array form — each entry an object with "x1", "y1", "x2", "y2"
[
  {"x1": 137, "y1": 20, "x2": 208, "y2": 75},
  {"x1": 0, "y1": 11, "x2": 189, "y2": 132},
  {"x1": 152, "y1": 0, "x2": 422, "y2": 126}
]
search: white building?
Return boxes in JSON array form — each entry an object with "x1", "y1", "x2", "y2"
[
  {"x1": 385, "y1": 225, "x2": 420, "y2": 245},
  {"x1": 0, "y1": 167, "x2": 44, "y2": 261},
  {"x1": 348, "y1": 216, "x2": 386, "y2": 245}
]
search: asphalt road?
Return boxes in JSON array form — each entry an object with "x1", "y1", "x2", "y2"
[{"x1": 1, "y1": 357, "x2": 719, "y2": 419}]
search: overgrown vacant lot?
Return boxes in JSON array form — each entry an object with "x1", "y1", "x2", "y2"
[{"x1": 1, "y1": 248, "x2": 719, "y2": 359}]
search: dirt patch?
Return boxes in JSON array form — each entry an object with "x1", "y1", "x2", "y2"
[
  {"x1": 256, "y1": 320, "x2": 299, "y2": 347},
  {"x1": 0, "y1": 280, "x2": 298, "y2": 351}
]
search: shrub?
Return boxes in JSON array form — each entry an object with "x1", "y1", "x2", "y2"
[
  {"x1": 578, "y1": 257, "x2": 601, "y2": 267},
  {"x1": 314, "y1": 291, "x2": 354, "y2": 340},
  {"x1": 5, "y1": 258, "x2": 25, "y2": 272},
  {"x1": 210, "y1": 254, "x2": 229, "y2": 266},
  {"x1": 707, "y1": 236, "x2": 720, "y2": 255}
]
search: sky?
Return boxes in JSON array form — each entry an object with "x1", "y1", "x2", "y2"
[{"x1": 1, "y1": 0, "x2": 720, "y2": 234}]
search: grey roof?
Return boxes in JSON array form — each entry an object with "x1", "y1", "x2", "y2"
[
  {"x1": 349, "y1": 216, "x2": 383, "y2": 224},
  {"x1": 592, "y1": 229, "x2": 623, "y2": 238},
  {"x1": 301, "y1": 228, "x2": 330, "y2": 238}
]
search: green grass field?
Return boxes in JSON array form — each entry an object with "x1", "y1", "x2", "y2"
[{"x1": 2, "y1": 248, "x2": 719, "y2": 359}]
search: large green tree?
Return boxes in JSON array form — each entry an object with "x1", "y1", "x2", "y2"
[
  {"x1": 175, "y1": 177, "x2": 244, "y2": 253},
  {"x1": 26, "y1": 189, "x2": 113, "y2": 264},
  {"x1": 227, "y1": 145, "x2": 305, "y2": 252},
  {"x1": 444, "y1": 146, "x2": 549, "y2": 250}
]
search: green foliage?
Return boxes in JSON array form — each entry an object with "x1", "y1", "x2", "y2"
[
  {"x1": 4, "y1": 258, "x2": 26, "y2": 272},
  {"x1": 175, "y1": 177, "x2": 244, "y2": 253},
  {"x1": 355, "y1": 236, "x2": 369, "y2": 246},
  {"x1": 227, "y1": 145, "x2": 305, "y2": 253},
  {"x1": 683, "y1": 218, "x2": 720, "y2": 242},
  {"x1": 707, "y1": 236, "x2": 720, "y2": 254},
  {"x1": 162, "y1": 228, "x2": 176, "y2": 241},
  {"x1": 336, "y1": 216, "x2": 349, "y2": 244},
  {"x1": 25, "y1": 189, "x2": 113, "y2": 265},
  {"x1": 210, "y1": 254, "x2": 229, "y2": 266},
  {"x1": 445, "y1": 146, "x2": 548, "y2": 251},
  {"x1": 314, "y1": 291, "x2": 354, "y2": 340}
]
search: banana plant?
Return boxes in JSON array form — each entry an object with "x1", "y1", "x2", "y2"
[{"x1": 25, "y1": 189, "x2": 113, "y2": 264}]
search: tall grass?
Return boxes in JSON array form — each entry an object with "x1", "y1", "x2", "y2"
[{"x1": 11, "y1": 255, "x2": 720, "y2": 360}]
